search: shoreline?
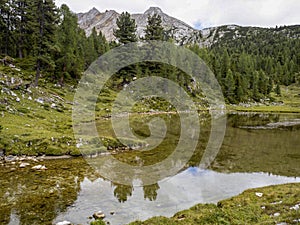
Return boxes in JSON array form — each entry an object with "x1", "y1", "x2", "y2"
[{"x1": 1, "y1": 108, "x2": 300, "y2": 158}]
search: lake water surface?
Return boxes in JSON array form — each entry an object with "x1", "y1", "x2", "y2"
[{"x1": 1, "y1": 112, "x2": 299, "y2": 225}]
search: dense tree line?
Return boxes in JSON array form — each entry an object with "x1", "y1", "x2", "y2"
[
  {"x1": 197, "y1": 26, "x2": 300, "y2": 102},
  {"x1": 0, "y1": 0, "x2": 109, "y2": 86},
  {"x1": 113, "y1": 12, "x2": 300, "y2": 103},
  {"x1": 1, "y1": 1, "x2": 299, "y2": 102}
]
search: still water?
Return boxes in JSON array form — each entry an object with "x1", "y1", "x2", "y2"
[{"x1": 1, "y1": 113, "x2": 300, "y2": 225}]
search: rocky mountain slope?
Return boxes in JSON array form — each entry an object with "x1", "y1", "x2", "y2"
[
  {"x1": 78, "y1": 7, "x2": 300, "y2": 47},
  {"x1": 77, "y1": 7, "x2": 202, "y2": 45}
]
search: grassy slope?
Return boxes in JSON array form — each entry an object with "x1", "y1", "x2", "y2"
[
  {"x1": 228, "y1": 84, "x2": 300, "y2": 113},
  {"x1": 129, "y1": 183, "x2": 300, "y2": 225},
  {"x1": 0, "y1": 64, "x2": 79, "y2": 155},
  {"x1": 1, "y1": 64, "x2": 300, "y2": 155}
]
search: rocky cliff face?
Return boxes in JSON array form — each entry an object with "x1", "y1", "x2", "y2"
[
  {"x1": 78, "y1": 7, "x2": 120, "y2": 41},
  {"x1": 77, "y1": 7, "x2": 202, "y2": 45},
  {"x1": 77, "y1": 7, "x2": 300, "y2": 47}
]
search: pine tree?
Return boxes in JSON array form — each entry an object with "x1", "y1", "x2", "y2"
[
  {"x1": 144, "y1": 13, "x2": 164, "y2": 41},
  {"x1": 113, "y1": 12, "x2": 137, "y2": 44},
  {"x1": 275, "y1": 83, "x2": 281, "y2": 96},
  {"x1": 29, "y1": 0, "x2": 58, "y2": 86},
  {"x1": 89, "y1": 28, "x2": 109, "y2": 57},
  {"x1": 235, "y1": 73, "x2": 245, "y2": 101},
  {"x1": 251, "y1": 71, "x2": 260, "y2": 100},
  {"x1": 55, "y1": 4, "x2": 84, "y2": 84},
  {"x1": 224, "y1": 69, "x2": 235, "y2": 102}
]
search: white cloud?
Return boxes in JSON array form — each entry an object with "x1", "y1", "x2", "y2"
[{"x1": 55, "y1": 0, "x2": 300, "y2": 28}]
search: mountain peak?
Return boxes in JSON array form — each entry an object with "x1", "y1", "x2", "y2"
[
  {"x1": 144, "y1": 7, "x2": 164, "y2": 15},
  {"x1": 88, "y1": 7, "x2": 100, "y2": 14}
]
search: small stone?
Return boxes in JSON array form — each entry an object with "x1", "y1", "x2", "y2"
[
  {"x1": 16, "y1": 97, "x2": 20, "y2": 102},
  {"x1": 56, "y1": 221, "x2": 72, "y2": 225},
  {"x1": 271, "y1": 201, "x2": 282, "y2": 205},
  {"x1": 273, "y1": 212, "x2": 280, "y2": 217},
  {"x1": 19, "y1": 163, "x2": 30, "y2": 168},
  {"x1": 255, "y1": 192, "x2": 263, "y2": 197},
  {"x1": 32, "y1": 165, "x2": 47, "y2": 170},
  {"x1": 290, "y1": 204, "x2": 299, "y2": 210},
  {"x1": 110, "y1": 211, "x2": 115, "y2": 215},
  {"x1": 93, "y1": 211, "x2": 105, "y2": 220}
]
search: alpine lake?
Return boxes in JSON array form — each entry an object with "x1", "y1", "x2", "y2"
[{"x1": 1, "y1": 112, "x2": 300, "y2": 225}]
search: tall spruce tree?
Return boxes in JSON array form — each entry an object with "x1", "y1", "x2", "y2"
[
  {"x1": 144, "y1": 13, "x2": 164, "y2": 41},
  {"x1": 113, "y1": 12, "x2": 137, "y2": 44},
  {"x1": 55, "y1": 4, "x2": 84, "y2": 84},
  {"x1": 30, "y1": 0, "x2": 58, "y2": 86}
]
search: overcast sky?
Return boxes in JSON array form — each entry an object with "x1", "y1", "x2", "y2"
[{"x1": 55, "y1": 0, "x2": 300, "y2": 29}]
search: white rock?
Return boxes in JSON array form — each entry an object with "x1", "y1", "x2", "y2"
[
  {"x1": 271, "y1": 201, "x2": 282, "y2": 205},
  {"x1": 255, "y1": 192, "x2": 263, "y2": 197},
  {"x1": 16, "y1": 97, "x2": 20, "y2": 102},
  {"x1": 28, "y1": 96, "x2": 32, "y2": 100},
  {"x1": 56, "y1": 221, "x2": 72, "y2": 225},
  {"x1": 290, "y1": 204, "x2": 299, "y2": 210},
  {"x1": 19, "y1": 163, "x2": 30, "y2": 168},
  {"x1": 32, "y1": 165, "x2": 47, "y2": 170},
  {"x1": 76, "y1": 143, "x2": 83, "y2": 148},
  {"x1": 35, "y1": 98, "x2": 44, "y2": 104},
  {"x1": 273, "y1": 212, "x2": 280, "y2": 217}
]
